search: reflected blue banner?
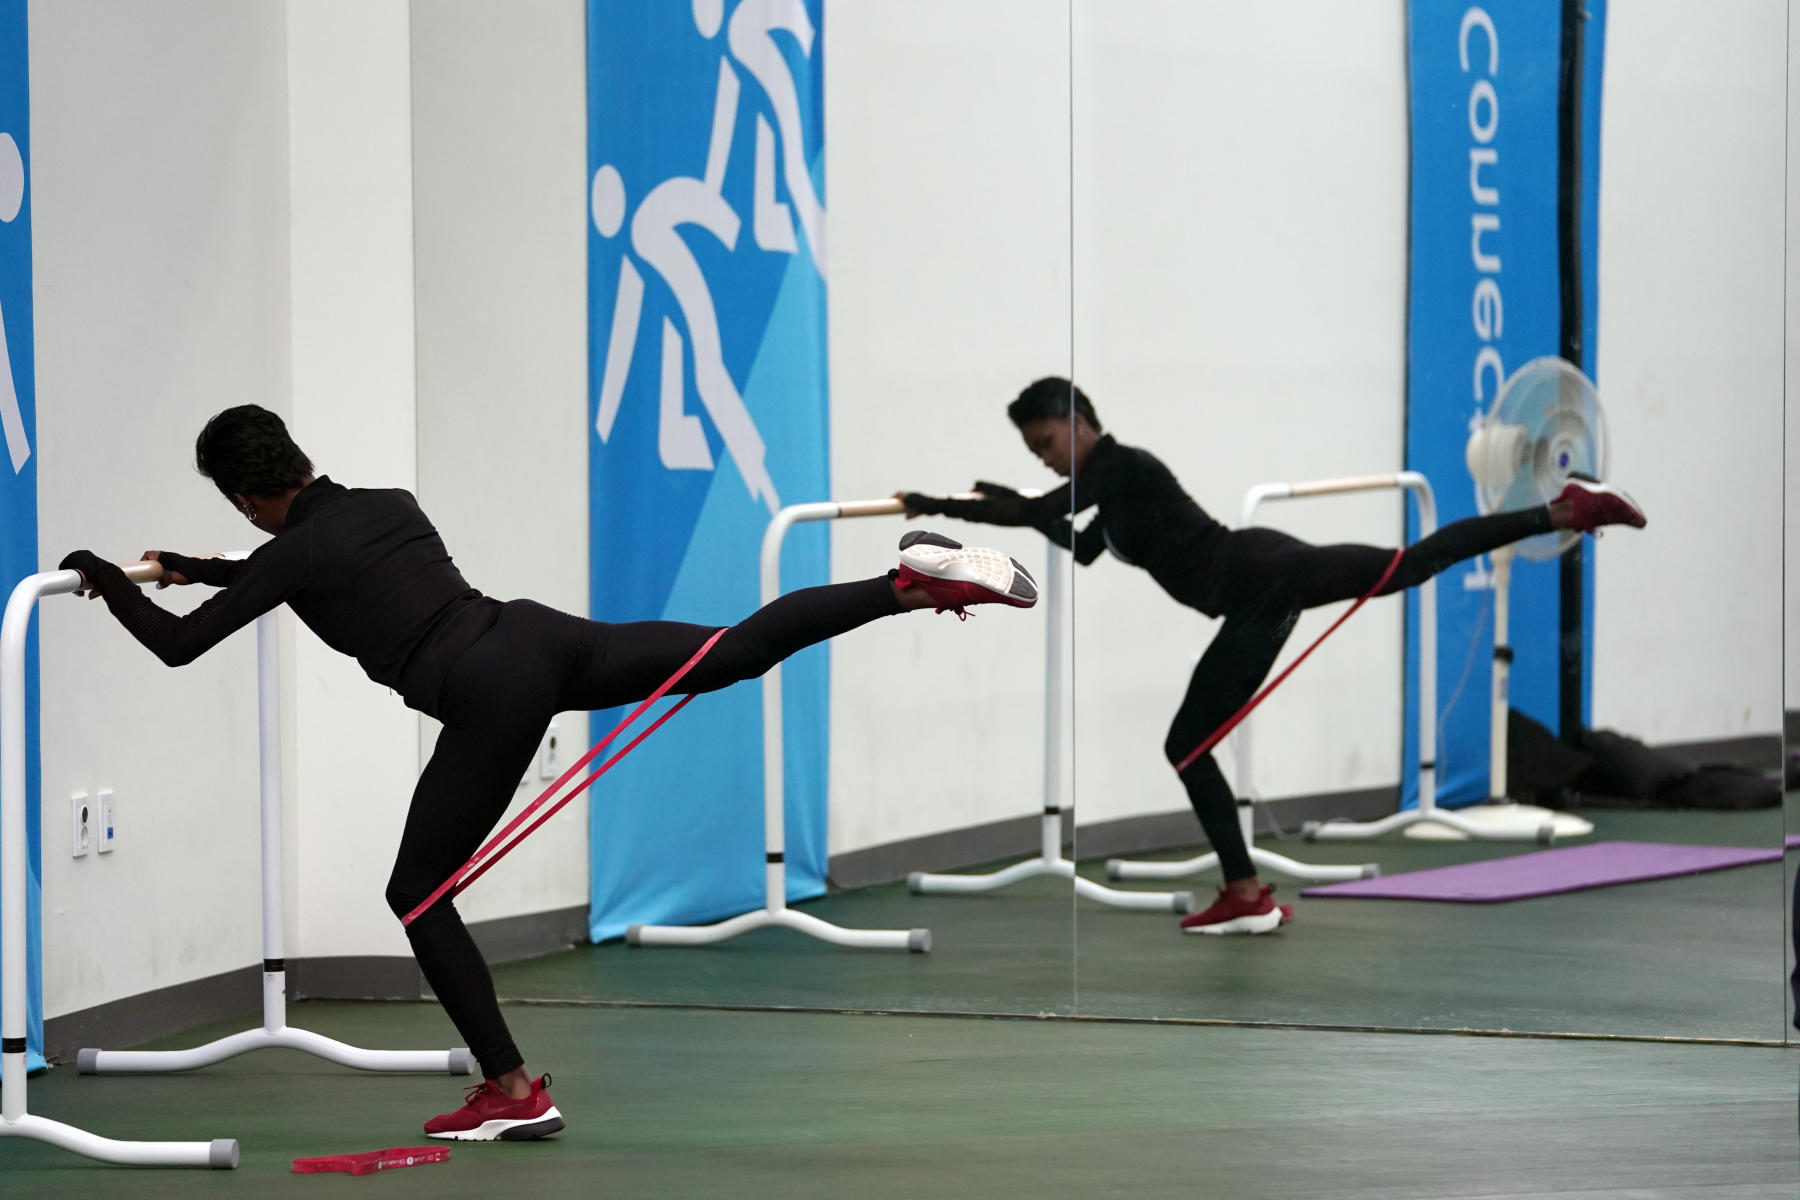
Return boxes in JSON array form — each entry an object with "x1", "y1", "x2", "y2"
[{"x1": 1403, "y1": 1, "x2": 1604, "y2": 808}]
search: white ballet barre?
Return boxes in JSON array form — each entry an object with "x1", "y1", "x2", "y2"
[
  {"x1": 629, "y1": 497, "x2": 939, "y2": 953},
  {"x1": 908, "y1": 538, "x2": 1192, "y2": 913},
  {"x1": 1292, "y1": 475, "x2": 1557, "y2": 842},
  {"x1": 1108, "y1": 471, "x2": 1434, "y2": 880},
  {"x1": 79, "y1": 603, "x2": 473, "y2": 1077},
  {"x1": 2, "y1": 561, "x2": 235, "y2": 1168}
]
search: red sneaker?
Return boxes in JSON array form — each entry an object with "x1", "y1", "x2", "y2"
[
  {"x1": 1555, "y1": 478, "x2": 1646, "y2": 533},
  {"x1": 1178, "y1": 885, "x2": 1291, "y2": 935},
  {"x1": 423, "y1": 1074, "x2": 563, "y2": 1141},
  {"x1": 894, "y1": 531, "x2": 1038, "y2": 618}
]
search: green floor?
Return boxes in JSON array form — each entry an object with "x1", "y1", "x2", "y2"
[
  {"x1": 491, "y1": 809, "x2": 1791, "y2": 1042},
  {"x1": 4, "y1": 1001, "x2": 1796, "y2": 1197}
]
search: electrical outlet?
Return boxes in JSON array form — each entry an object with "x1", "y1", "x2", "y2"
[
  {"x1": 70, "y1": 791, "x2": 90, "y2": 858},
  {"x1": 538, "y1": 723, "x2": 561, "y2": 781},
  {"x1": 97, "y1": 789, "x2": 115, "y2": 853}
]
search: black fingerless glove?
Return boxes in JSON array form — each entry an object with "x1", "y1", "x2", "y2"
[
  {"x1": 902, "y1": 492, "x2": 946, "y2": 516},
  {"x1": 58, "y1": 550, "x2": 130, "y2": 598},
  {"x1": 155, "y1": 551, "x2": 202, "y2": 579}
]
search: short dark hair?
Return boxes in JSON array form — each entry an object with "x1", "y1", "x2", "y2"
[
  {"x1": 1007, "y1": 376, "x2": 1102, "y2": 433},
  {"x1": 195, "y1": 405, "x2": 314, "y2": 499}
]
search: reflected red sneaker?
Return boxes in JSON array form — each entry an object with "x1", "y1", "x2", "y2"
[
  {"x1": 423, "y1": 1074, "x2": 563, "y2": 1141},
  {"x1": 894, "y1": 531, "x2": 1038, "y2": 618},
  {"x1": 1178, "y1": 886, "x2": 1291, "y2": 935},
  {"x1": 1555, "y1": 478, "x2": 1646, "y2": 533}
]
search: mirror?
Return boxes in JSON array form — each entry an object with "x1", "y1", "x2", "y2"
[
  {"x1": 1069, "y1": 0, "x2": 1788, "y2": 1040},
  {"x1": 409, "y1": 0, "x2": 1076, "y2": 1019}
]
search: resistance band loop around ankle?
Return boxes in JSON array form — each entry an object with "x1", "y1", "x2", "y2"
[
  {"x1": 401, "y1": 627, "x2": 728, "y2": 928},
  {"x1": 1175, "y1": 548, "x2": 1404, "y2": 775}
]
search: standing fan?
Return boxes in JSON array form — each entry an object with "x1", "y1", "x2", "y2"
[{"x1": 1422, "y1": 356, "x2": 1604, "y2": 841}]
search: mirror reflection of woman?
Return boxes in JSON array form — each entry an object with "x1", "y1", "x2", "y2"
[
  {"x1": 59, "y1": 405, "x2": 1038, "y2": 1141},
  {"x1": 899, "y1": 377, "x2": 1645, "y2": 935}
]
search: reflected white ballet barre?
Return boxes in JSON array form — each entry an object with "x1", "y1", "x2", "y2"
[
  {"x1": 2, "y1": 561, "x2": 235, "y2": 1168},
  {"x1": 907, "y1": 531, "x2": 1192, "y2": 913},
  {"x1": 629, "y1": 497, "x2": 944, "y2": 953},
  {"x1": 1108, "y1": 472, "x2": 1433, "y2": 881},
  {"x1": 627, "y1": 494, "x2": 1191, "y2": 953},
  {"x1": 79, "y1": 598, "x2": 472, "y2": 1077}
]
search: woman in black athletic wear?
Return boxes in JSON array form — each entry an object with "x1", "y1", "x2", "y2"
[
  {"x1": 59, "y1": 405, "x2": 1038, "y2": 1139},
  {"x1": 899, "y1": 377, "x2": 1645, "y2": 935}
]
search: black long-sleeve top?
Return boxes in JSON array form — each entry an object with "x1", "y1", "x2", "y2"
[
  {"x1": 906, "y1": 434, "x2": 1231, "y2": 615},
  {"x1": 79, "y1": 476, "x2": 501, "y2": 718}
]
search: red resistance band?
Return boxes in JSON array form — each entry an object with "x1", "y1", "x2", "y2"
[
  {"x1": 1174, "y1": 548, "x2": 1404, "y2": 775},
  {"x1": 292, "y1": 1146, "x2": 450, "y2": 1175},
  {"x1": 401, "y1": 627, "x2": 727, "y2": 929}
]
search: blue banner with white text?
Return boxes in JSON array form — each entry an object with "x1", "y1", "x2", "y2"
[
  {"x1": 586, "y1": 0, "x2": 829, "y2": 939},
  {"x1": 0, "y1": 0, "x2": 42, "y2": 1070},
  {"x1": 1403, "y1": 1, "x2": 1603, "y2": 809}
]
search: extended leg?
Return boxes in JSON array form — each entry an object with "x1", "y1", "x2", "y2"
[
  {"x1": 564, "y1": 576, "x2": 906, "y2": 710},
  {"x1": 1246, "y1": 507, "x2": 1559, "y2": 612}
]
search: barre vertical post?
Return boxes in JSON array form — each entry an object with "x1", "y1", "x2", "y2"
[
  {"x1": 907, "y1": 541, "x2": 1193, "y2": 912},
  {"x1": 79, "y1": 610, "x2": 473, "y2": 1075},
  {"x1": 629, "y1": 499, "x2": 930, "y2": 951},
  {"x1": 0, "y1": 562, "x2": 237, "y2": 1168}
]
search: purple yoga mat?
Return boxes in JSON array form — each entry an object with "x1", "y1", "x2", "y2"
[{"x1": 1300, "y1": 840, "x2": 1783, "y2": 903}]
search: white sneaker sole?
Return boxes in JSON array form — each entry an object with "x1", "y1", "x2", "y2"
[
  {"x1": 427, "y1": 1107, "x2": 564, "y2": 1141},
  {"x1": 898, "y1": 540, "x2": 1038, "y2": 606},
  {"x1": 1182, "y1": 909, "x2": 1284, "y2": 935}
]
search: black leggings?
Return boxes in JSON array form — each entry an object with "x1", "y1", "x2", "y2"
[
  {"x1": 384, "y1": 577, "x2": 904, "y2": 1080},
  {"x1": 1166, "y1": 507, "x2": 1555, "y2": 883}
]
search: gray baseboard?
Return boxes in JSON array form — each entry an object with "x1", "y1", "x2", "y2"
[
  {"x1": 1657, "y1": 732, "x2": 1782, "y2": 771},
  {"x1": 41, "y1": 964, "x2": 262, "y2": 1066},
  {"x1": 1075, "y1": 787, "x2": 1398, "y2": 862},
  {"x1": 828, "y1": 812, "x2": 1061, "y2": 891},
  {"x1": 38, "y1": 903, "x2": 590, "y2": 1065},
  {"x1": 826, "y1": 786, "x2": 1399, "y2": 891}
]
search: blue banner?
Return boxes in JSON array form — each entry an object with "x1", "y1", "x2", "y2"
[
  {"x1": 0, "y1": 0, "x2": 41, "y2": 1069},
  {"x1": 1403, "y1": 2, "x2": 1603, "y2": 808},
  {"x1": 587, "y1": 0, "x2": 829, "y2": 939}
]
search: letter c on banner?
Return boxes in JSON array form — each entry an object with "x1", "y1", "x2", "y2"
[
  {"x1": 1471, "y1": 278, "x2": 1503, "y2": 340},
  {"x1": 1473, "y1": 346, "x2": 1505, "y2": 404},
  {"x1": 1460, "y1": 7, "x2": 1498, "y2": 74},
  {"x1": 1468, "y1": 78, "x2": 1499, "y2": 143}
]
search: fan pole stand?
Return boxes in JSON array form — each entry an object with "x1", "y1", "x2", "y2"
[{"x1": 1398, "y1": 545, "x2": 1592, "y2": 843}]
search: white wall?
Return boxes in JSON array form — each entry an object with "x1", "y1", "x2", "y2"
[
  {"x1": 1067, "y1": 1, "x2": 1411, "y2": 824},
  {"x1": 825, "y1": 0, "x2": 1071, "y2": 853},
  {"x1": 1591, "y1": 0, "x2": 1785, "y2": 745},
  {"x1": 283, "y1": 0, "x2": 421, "y2": 961},
  {"x1": 31, "y1": 0, "x2": 290, "y2": 1017},
  {"x1": 411, "y1": 0, "x2": 591, "y2": 924}
]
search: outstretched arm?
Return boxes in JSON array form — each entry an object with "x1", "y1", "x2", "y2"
[
  {"x1": 146, "y1": 550, "x2": 243, "y2": 589},
  {"x1": 899, "y1": 480, "x2": 1089, "y2": 545},
  {"x1": 61, "y1": 540, "x2": 304, "y2": 668}
]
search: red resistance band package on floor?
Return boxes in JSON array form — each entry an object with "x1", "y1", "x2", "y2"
[{"x1": 292, "y1": 1146, "x2": 451, "y2": 1175}]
